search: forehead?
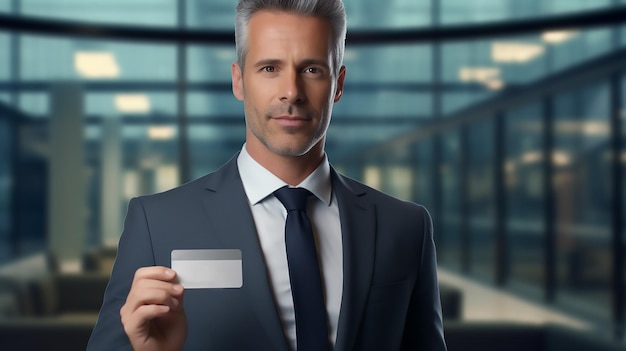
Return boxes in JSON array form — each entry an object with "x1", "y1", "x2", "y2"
[{"x1": 245, "y1": 10, "x2": 333, "y2": 62}]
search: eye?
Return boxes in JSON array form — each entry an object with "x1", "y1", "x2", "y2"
[
  {"x1": 261, "y1": 66, "x2": 276, "y2": 73},
  {"x1": 305, "y1": 67, "x2": 320, "y2": 74}
]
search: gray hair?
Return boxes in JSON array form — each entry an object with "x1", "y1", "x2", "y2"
[{"x1": 235, "y1": 0, "x2": 346, "y2": 76}]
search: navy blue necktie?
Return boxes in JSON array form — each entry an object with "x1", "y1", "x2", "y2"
[{"x1": 274, "y1": 186, "x2": 330, "y2": 351}]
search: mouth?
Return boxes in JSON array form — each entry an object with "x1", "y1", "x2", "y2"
[{"x1": 272, "y1": 115, "x2": 311, "y2": 128}]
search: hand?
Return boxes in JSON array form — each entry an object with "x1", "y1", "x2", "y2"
[{"x1": 120, "y1": 267, "x2": 187, "y2": 351}]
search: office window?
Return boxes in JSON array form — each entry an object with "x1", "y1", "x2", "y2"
[
  {"x1": 19, "y1": 0, "x2": 176, "y2": 27},
  {"x1": 0, "y1": 34, "x2": 9, "y2": 80},
  {"x1": 467, "y1": 119, "x2": 496, "y2": 279},
  {"x1": 346, "y1": 0, "x2": 431, "y2": 29},
  {"x1": 188, "y1": 45, "x2": 236, "y2": 83},
  {"x1": 505, "y1": 103, "x2": 545, "y2": 295},
  {"x1": 20, "y1": 35, "x2": 176, "y2": 82},
  {"x1": 441, "y1": 91, "x2": 491, "y2": 115},
  {"x1": 347, "y1": 45, "x2": 432, "y2": 83},
  {"x1": 441, "y1": 0, "x2": 524, "y2": 25},
  {"x1": 553, "y1": 81, "x2": 612, "y2": 322},
  {"x1": 622, "y1": 74, "x2": 626, "y2": 303},
  {"x1": 413, "y1": 139, "x2": 436, "y2": 210},
  {"x1": 334, "y1": 91, "x2": 432, "y2": 118},
  {"x1": 187, "y1": 92, "x2": 244, "y2": 117},
  {"x1": 439, "y1": 131, "x2": 462, "y2": 269},
  {"x1": 442, "y1": 0, "x2": 612, "y2": 25},
  {"x1": 86, "y1": 92, "x2": 177, "y2": 116},
  {"x1": 550, "y1": 28, "x2": 614, "y2": 73},
  {"x1": 0, "y1": 119, "x2": 11, "y2": 263},
  {"x1": 186, "y1": 0, "x2": 235, "y2": 29},
  {"x1": 18, "y1": 93, "x2": 48, "y2": 116}
]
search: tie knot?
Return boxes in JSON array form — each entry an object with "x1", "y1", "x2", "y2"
[{"x1": 274, "y1": 186, "x2": 311, "y2": 211}]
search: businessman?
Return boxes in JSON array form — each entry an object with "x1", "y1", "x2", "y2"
[{"x1": 87, "y1": 0, "x2": 447, "y2": 350}]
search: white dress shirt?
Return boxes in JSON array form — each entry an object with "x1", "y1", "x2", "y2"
[{"x1": 237, "y1": 145, "x2": 343, "y2": 350}]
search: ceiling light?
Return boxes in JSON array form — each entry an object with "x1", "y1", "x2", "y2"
[
  {"x1": 485, "y1": 79, "x2": 505, "y2": 90},
  {"x1": 459, "y1": 67, "x2": 500, "y2": 83},
  {"x1": 114, "y1": 94, "x2": 150, "y2": 113},
  {"x1": 521, "y1": 151, "x2": 542, "y2": 164},
  {"x1": 552, "y1": 151, "x2": 571, "y2": 166},
  {"x1": 75, "y1": 51, "x2": 120, "y2": 78},
  {"x1": 542, "y1": 30, "x2": 577, "y2": 44},
  {"x1": 148, "y1": 126, "x2": 177, "y2": 140},
  {"x1": 492, "y1": 42, "x2": 544, "y2": 63}
]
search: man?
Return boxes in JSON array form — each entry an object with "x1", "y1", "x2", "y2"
[{"x1": 87, "y1": 0, "x2": 447, "y2": 350}]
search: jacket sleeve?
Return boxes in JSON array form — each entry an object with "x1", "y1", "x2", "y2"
[
  {"x1": 401, "y1": 206, "x2": 447, "y2": 350},
  {"x1": 86, "y1": 198, "x2": 156, "y2": 351}
]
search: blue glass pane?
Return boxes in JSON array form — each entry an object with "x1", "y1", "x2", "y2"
[
  {"x1": 0, "y1": 119, "x2": 11, "y2": 263},
  {"x1": 335, "y1": 91, "x2": 432, "y2": 117},
  {"x1": 20, "y1": 36, "x2": 176, "y2": 81},
  {"x1": 553, "y1": 81, "x2": 612, "y2": 322},
  {"x1": 186, "y1": 0, "x2": 235, "y2": 29},
  {"x1": 86, "y1": 92, "x2": 177, "y2": 116},
  {"x1": 188, "y1": 45, "x2": 236, "y2": 83},
  {"x1": 505, "y1": 103, "x2": 545, "y2": 292},
  {"x1": 468, "y1": 119, "x2": 495, "y2": 280},
  {"x1": 441, "y1": 0, "x2": 612, "y2": 25},
  {"x1": 187, "y1": 92, "x2": 243, "y2": 117},
  {"x1": 0, "y1": 34, "x2": 9, "y2": 80},
  {"x1": 346, "y1": 45, "x2": 432, "y2": 83},
  {"x1": 20, "y1": 0, "x2": 176, "y2": 27},
  {"x1": 18, "y1": 93, "x2": 48, "y2": 116}
]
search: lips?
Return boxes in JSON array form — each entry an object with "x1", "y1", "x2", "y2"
[{"x1": 273, "y1": 115, "x2": 310, "y2": 127}]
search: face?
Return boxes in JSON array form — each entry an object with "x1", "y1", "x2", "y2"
[{"x1": 231, "y1": 10, "x2": 346, "y2": 161}]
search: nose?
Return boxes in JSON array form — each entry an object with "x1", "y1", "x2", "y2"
[{"x1": 279, "y1": 68, "x2": 303, "y2": 104}]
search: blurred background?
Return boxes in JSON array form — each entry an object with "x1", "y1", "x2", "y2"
[{"x1": 1, "y1": 0, "x2": 626, "y2": 350}]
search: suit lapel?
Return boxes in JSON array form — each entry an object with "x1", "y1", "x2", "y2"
[
  {"x1": 200, "y1": 156, "x2": 289, "y2": 351},
  {"x1": 332, "y1": 170, "x2": 377, "y2": 351}
]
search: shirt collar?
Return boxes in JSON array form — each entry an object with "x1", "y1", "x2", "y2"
[{"x1": 237, "y1": 144, "x2": 332, "y2": 206}]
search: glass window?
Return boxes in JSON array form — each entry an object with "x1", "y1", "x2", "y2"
[
  {"x1": 413, "y1": 138, "x2": 436, "y2": 210},
  {"x1": 0, "y1": 118, "x2": 11, "y2": 263},
  {"x1": 550, "y1": 28, "x2": 613, "y2": 73},
  {"x1": 18, "y1": 93, "x2": 49, "y2": 116},
  {"x1": 188, "y1": 45, "x2": 236, "y2": 83},
  {"x1": 347, "y1": 0, "x2": 431, "y2": 29},
  {"x1": 187, "y1": 92, "x2": 244, "y2": 117},
  {"x1": 335, "y1": 91, "x2": 432, "y2": 117},
  {"x1": 346, "y1": 45, "x2": 432, "y2": 83},
  {"x1": 467, "y1": 119, "x2": 496, "y2": 279},
  {"x1": 442, "y1": 91, "x2": 491, "y2": 115},
  {"x1": 553, "y1": 81, "x2": 612, "y2": 322},
  {"x1": 20, "y1": 0, "x2": 176, "y2": 27},
  {"x1": 20, "y1": 35, "x2": 176, "y2": 82},
  {"x1": 505, "y1": 103, "x2": 545, "y2": 295},
  {"x1": 439, "y1": 131, "x2": 462, "y2": 269},
  {"x1": 622, "y1": 73, "x2": 626, "y2": 323},
  {"x1": 441, "y1": 0, "x2": 612, "y2": 25},
  {"x1": 86, "y1": 92, "x2": 177, "y2": 116},
  {"x1": 0, "y1": 34, "x2": 9, "y2": 80},
  {"x1": 186, "y1": 0, "x2": 235, "y2": 29},
  {"x1": 189, "y1": 125, "x2": 245, "y2": 179}
]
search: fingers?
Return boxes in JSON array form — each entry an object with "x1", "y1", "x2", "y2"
[
  {"x1": 126, "y1": 267, "x2": 183, "y2": 306},
  {"x1": 120, "y1": 266, "x2": 188, "y2": 351}
]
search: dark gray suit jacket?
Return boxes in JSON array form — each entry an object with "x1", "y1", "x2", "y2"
[{"x1": 87, "y1": 155, "x2": 447, "y2": 350}]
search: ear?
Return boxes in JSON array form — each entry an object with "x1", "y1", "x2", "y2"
[
  {"x1": 231, "y1": 62, "x2": 244, "y2": 101},
  {"x1": 333, "y1": 65, "x2": 346, "y2": 103}
]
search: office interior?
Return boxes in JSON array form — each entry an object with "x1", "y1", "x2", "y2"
[{"x1": 1, "y1": 0, "x2": 626, "y2": 350}]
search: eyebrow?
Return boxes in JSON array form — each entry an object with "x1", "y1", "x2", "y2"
[{"x1": 253, "y1": 58, "x2": 331, "y2": 70}]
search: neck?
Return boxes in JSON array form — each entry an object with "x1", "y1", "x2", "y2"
[{"x1": 245, "y1": 140, "x2": 325, "y2": 186}]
